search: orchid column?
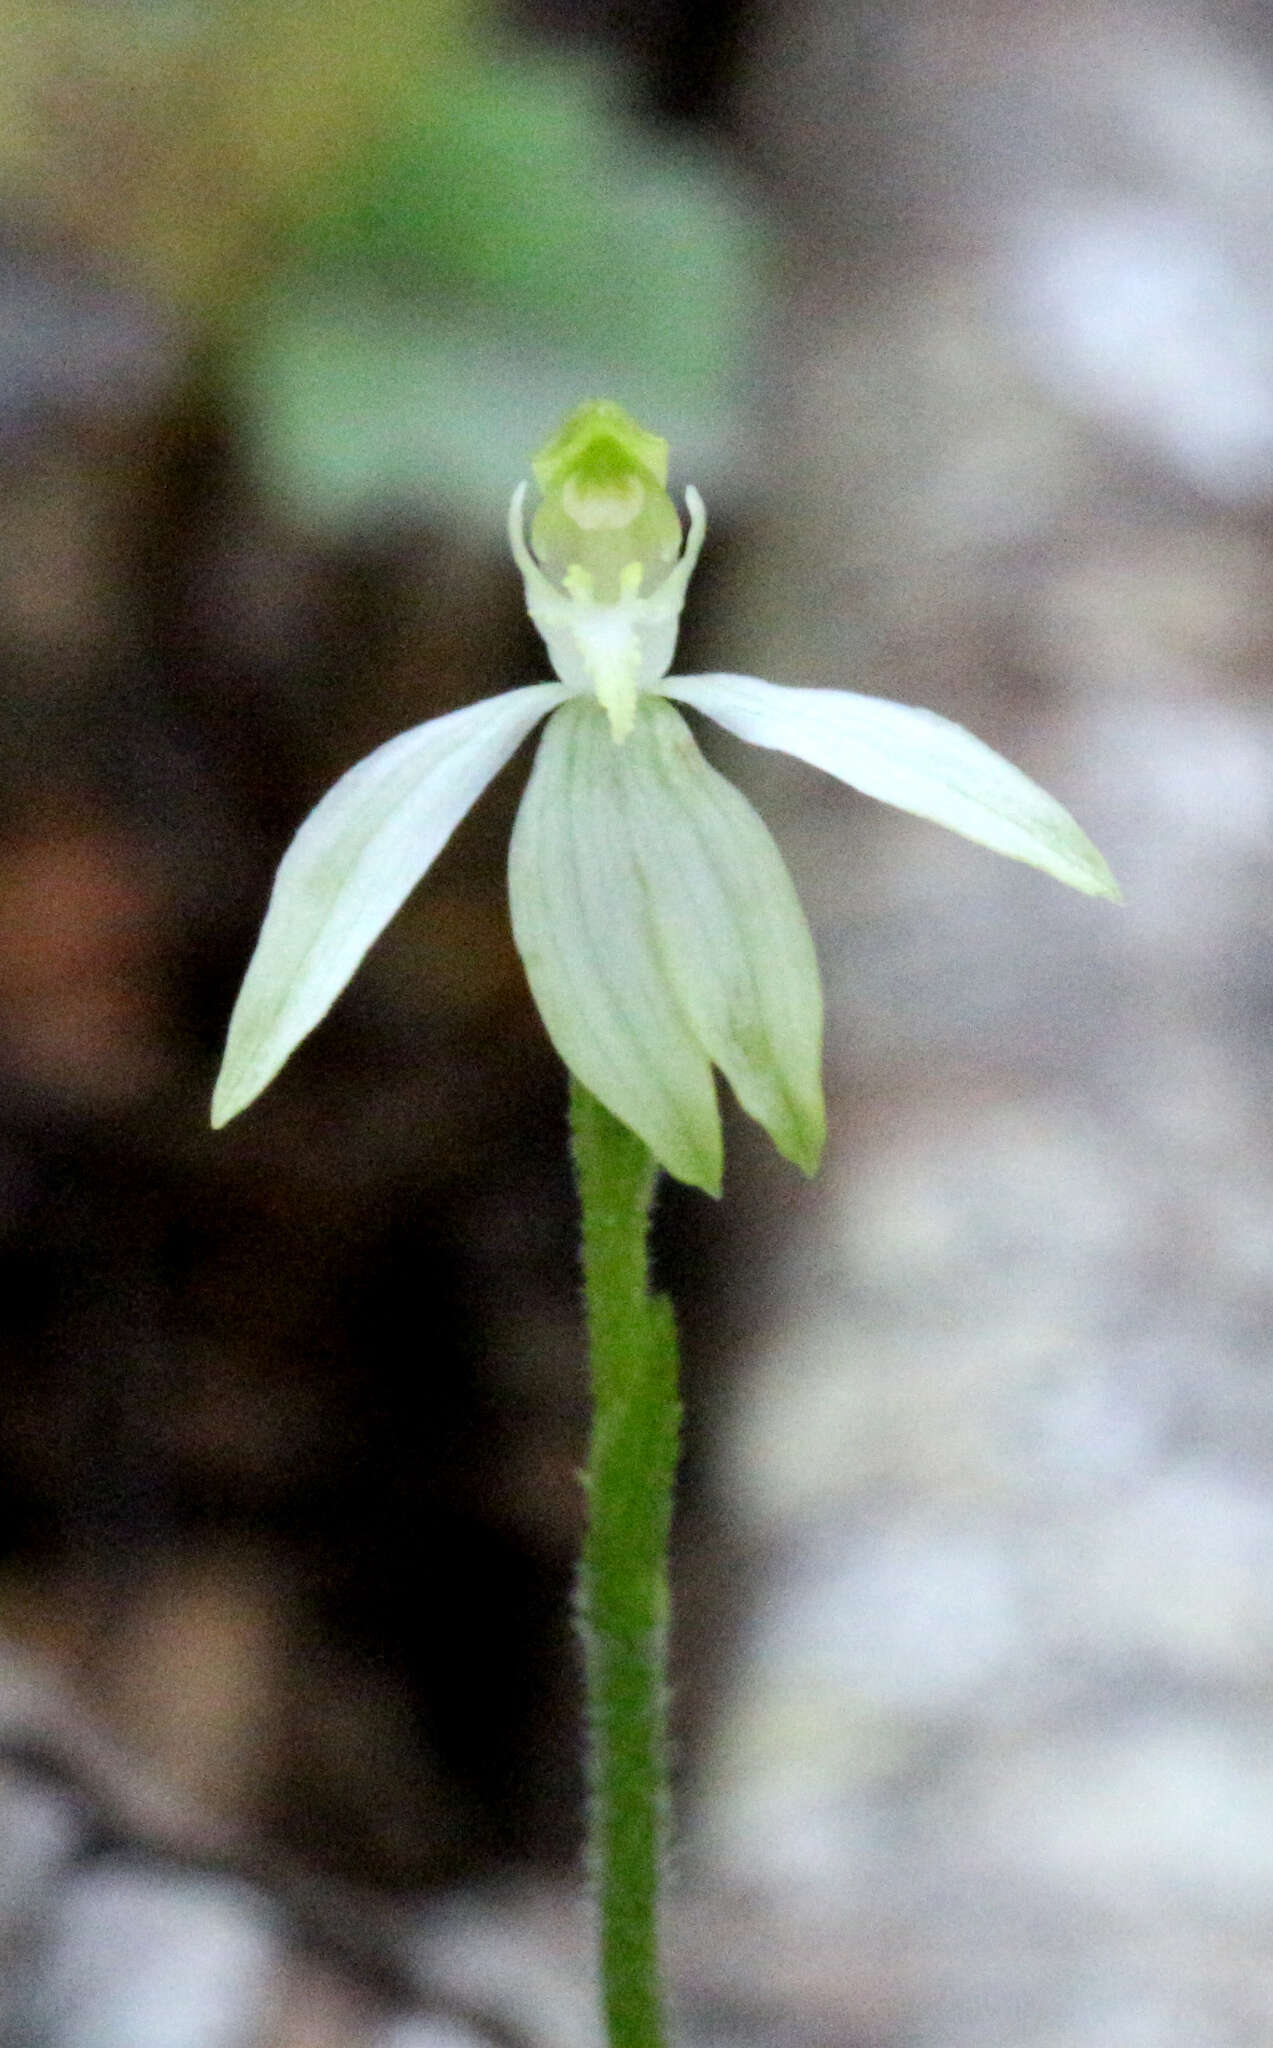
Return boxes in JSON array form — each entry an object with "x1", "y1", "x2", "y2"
[{"x1": 212, "y1": 402, "x2": 1118, "y2": 2048}]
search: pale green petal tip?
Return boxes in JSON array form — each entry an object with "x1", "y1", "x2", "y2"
[
  {"x1": 735, "y1": 1062, "x2": 825, "y2": 1180},
  {"x1": 774, "y1": 1097, "x2": 826, "y2": 1179},
  {"x1": 655, "y1": 1113, "x2": 723, "y2": 1199},
  {"x1": 209, "y1": 1075, "x2": 236, "y2": 1130},
  {"x1": 210, "y1": 1011, "x2": 280, "y2": 1129},
  {"x1": 558, "y1": 1055, "x2": 724, "y2": 1197},
  {"x1": 1070, "y1": 836, "x2": 1123, "y2": 903},
  {"x1": 210, "y1": 1055, "x2": 259, "y2": 1131},
  {"x1": 1030, "y1": 811, "x2": 1122, "y2": 901}
]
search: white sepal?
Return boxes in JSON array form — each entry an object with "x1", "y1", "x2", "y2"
[
  {"x1": 509, "y1": 696, "x2": 722, "y2": 1192},
  {"x1": 667, "y1": 673, "x2": 1121, "y2": 900},
  {"x1": 508, "y1": 695, "x2": 826, "y2": 1193},
  {"x1": 212, "y1": 682, "x2": 567, "y2": 1127}
]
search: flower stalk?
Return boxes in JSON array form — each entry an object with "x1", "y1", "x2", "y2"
[{"x1": 570, "y1": 1075, "x2": 679, "y2": 2048}]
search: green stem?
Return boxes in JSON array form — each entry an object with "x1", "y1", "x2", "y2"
[{"x1": 570, "y1": 1076, "x2": 681, "y2": 2048}]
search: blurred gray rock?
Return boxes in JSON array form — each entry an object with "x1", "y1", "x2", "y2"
[
  {"x1": 30, "y1": 1865, "x2": 280, "y2": 2048},
  {"x1": 376, "y1": 2019, "x2": 495, "y2": 2048}
]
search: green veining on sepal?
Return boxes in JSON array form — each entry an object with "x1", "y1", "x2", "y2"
[
  {"x1": 509, "y1": 694, "x2": 826, "y2": 1190},
  {"x1": 509, "y1": 696, "x2": 724, "y2": 1193}
]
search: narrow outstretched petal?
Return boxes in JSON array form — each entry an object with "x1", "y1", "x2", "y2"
[
  {"x1": 667, "y1": 675, "x2": 1121, "y2": 900},
  {"x1": 509, "y1": 698, "x2": 724, "y2": 1195},
  {"x1": 212, "y1": 683, "x2": 567, "y2": 1127}
]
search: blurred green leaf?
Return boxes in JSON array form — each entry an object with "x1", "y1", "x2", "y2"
[
  {"x1": 0, "y1": 0, "x2": 468, "y2": 309},
  {"x1": 230, "y1": 51, "x2": 767, "y2": 531}
]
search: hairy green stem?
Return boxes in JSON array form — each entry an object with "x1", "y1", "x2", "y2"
[{"x1": 570, "y1": 1076, "x2": 681, "y2": 2048}]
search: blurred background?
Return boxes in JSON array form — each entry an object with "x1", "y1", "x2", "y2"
[{"x1": 0, "y1": 1, "x2": 1272, "y2": 2043}]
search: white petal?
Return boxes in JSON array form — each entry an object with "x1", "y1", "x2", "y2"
[
  {"x1": 508, "y1": 697, "x2": 722, "y2": 1194},
  {"x1": 610, "y1": 698, "x2": 824, "y2": 1176},
  {"x1": 212, "y1": 683, "x2": 566, "y2": 1126},
  {"x1": 508, "y1": 696, "x2": 826, "y2": 1192},
  {"x1": 667, "y1": 674, "x2": 1121, "y2": 899}
]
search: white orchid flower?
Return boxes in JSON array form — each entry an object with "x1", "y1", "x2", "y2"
[{"x1": 212, "y1": 401, "x2": 1118, "y2": 1194}]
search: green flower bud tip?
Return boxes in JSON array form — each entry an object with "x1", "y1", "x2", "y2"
[{"x1": 529, "y1": 399, "x2": 684, "y2": 604}]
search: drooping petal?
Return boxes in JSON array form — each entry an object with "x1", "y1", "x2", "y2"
[
  {"x1": 509, "y1": 697, "x2": 722, "y2": 1193},
  {"x1": 666, "y1": 674, "x2": 1121, "y2": 900},
  {"x1": 212, "y1": 683, "x2": 567, "y2": 1127},
  {"x1": 625, "y1": 696, "x2": 825, "y2": 1176},
  {"x1": 508, "y1": 695, "x2": 826, "y2": 1193}
]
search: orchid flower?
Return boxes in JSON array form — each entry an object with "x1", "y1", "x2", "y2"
[{"x1": 211, "y1": 401, "x2": 1118, "y2": 1194}]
